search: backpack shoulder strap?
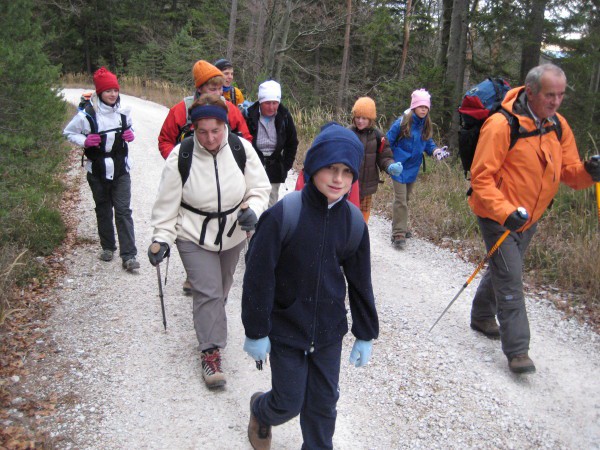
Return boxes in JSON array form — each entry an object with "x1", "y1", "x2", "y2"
[
  {"x1": 280, "y1": 192, "x2": 364, "y2": 260},
  {"x1": 498, "y1": 108, "x2": 522, "y2": 150},
  {"x1": 183, "y1": 96, "x2": 195, "y2": 125},
  {"x1": 373, "y1": 128, "x2": 385, "y2": 153},
  {"x1": 228, "y1": 132, "x2": 246, "y2": 174},
  {"x1": 178, "y1": 137, "x2": 194, "y2": 186},
  {"x1": 281, "y1": 191, "x2": 302, "y2": 247},
  {"x1": 342, "y1": 201, "x2": 365, "y2": 260},
  {"x1": 552, "y1": 114, "x2": 563, "y2": 141},
  {"x1": 83, "y1": 104, "x2": 97, "y2": 134},
  {"x1": 120, "y1": 113, "x2": 128, "y2": 132}
]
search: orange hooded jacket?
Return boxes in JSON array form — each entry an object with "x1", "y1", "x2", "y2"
[{"x1": 468, "y1": 87, "x2": 593, "y2": 231}]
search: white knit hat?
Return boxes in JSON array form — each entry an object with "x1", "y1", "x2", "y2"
[{"x1": 258, "y1": 80, "x2": 282, "y2": 103}]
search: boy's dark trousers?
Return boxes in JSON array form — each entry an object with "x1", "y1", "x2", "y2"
[
  {"x1": 87, "y1": 172, "x2": 137, "y2": 261},
  {"x1": 253, "y1": 339, "x2": 342, "y2": 449}
]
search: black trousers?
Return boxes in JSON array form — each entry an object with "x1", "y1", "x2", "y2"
[{"x1": 87, "y1": 172, "x2": 137, "y2": 261}]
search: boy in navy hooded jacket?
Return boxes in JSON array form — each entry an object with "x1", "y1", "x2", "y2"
[{"x1": 242, "y1": 123, "x2": 379, "y2": 449}]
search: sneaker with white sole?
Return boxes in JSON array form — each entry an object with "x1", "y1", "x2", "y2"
[{"x1": 201, "y1": 348, "x2": 226, "y2": 389}]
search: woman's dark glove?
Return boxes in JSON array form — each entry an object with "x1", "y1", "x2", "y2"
[{"x1": 148, "y1": 241, "x2": 170, "y2": 266}]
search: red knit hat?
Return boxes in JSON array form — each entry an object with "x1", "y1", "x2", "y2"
[{"x1": 93, "y1": 67, "x2": 120, "y2": 95}]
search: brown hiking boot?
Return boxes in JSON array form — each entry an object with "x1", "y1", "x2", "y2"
[
  {"x1": 470, "y1": 318, "x2": 500, "y2": 339},
  {"x1": 200, "y1": 348, "x2": 226, "y2": 389},
  {"x1": 508, "y1": 353, "x2": 536, "y2": 374},
  {"x1": 182, "y1": 279, "x2": 192, "y2": 296},
  {"x1": 248, "y1": 392, "x2": 272, "y2": 450},
  {"x1": 392, "y1": 234, "x2": 406, "y2": 250}
]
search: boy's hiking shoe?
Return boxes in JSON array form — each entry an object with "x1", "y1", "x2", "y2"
[
  {"x1": 248, "y1": 392, "x2": 272, "y2": 450},
  {"x1": 201, "y1": 348, "x2": 226, "y2": 389},
  {"x1": 470, "y1": 318, "x2": 500, "y2": 339},
  {"x1": 392, "y1": 234, "x2": 406, "y2": 249},
  {"x1": 508, "y1": 353, "x2": 536, "y2": 374},
  {"x1": 183, "y1": 279, "x2": 193, "y2": 296},
  {"x1": 122, "y1": 257, "x2": 140, "y2": 272},
  {"x1": 99, "y1": 249, "x2": 114, "y2": 262}
]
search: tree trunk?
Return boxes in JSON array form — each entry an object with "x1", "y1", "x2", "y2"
[
  {"x1": 226, "y1": 0, "x2": 238, "y2": 61},
  {"x1": 445, "y1": 0, "x2": 470, "y2": 148},
  {"x1": 337, "y1": 0, "x2": 352, "y2": 112},
  {"x1": 274, "y1": 0, "x2": 293, "y2": 81},
  {"x1": 436, "y1": 0, "x2": 453, "y2": 69},
  {"x1": 399, "y1": 0, "x2": 413, "y2": 78},
  {"x1": 519, "y1": 0, "x2": 547, "y2": 84}
]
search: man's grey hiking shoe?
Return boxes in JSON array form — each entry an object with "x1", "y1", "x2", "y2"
[
  {"x1": 392, "y1": 234, "x2": 406, "y2": 250},
  {"x1": 508, "y1": 353, "x2": 536, "y2": 374},
  {"x1": 122, "y1": 257, "x2": 140, "y2": 272},
  {"x1": 99, "y1": 249, "x2": 114, "y2": 262},
  {"x1": 248, "y1": 392, "x2": 271, "y2": 449},
  {"x1": 470, "y1": 318, "x2": 500, "y2": 339}
]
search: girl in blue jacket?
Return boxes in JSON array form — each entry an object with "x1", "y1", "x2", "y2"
[{"x1": 386, "y1": 89, "x2": 449, "y2": 249}]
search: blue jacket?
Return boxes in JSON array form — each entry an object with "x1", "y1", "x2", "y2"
[
  {"x1": 386, "y1": 114, "x2": 437, "y2": 183},
  {"x1": 241, "y1": 182, "x2": 379, "y2": 351}
]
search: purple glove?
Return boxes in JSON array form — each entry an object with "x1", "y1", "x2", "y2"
[
  {"x1": 122, "y1": 129, "x2": 135, "y2": 142},
  {"x1": 433, "y1": 146, "x2": 450, "y2": 161},
  {"x1": 84, "y1": 134, "x2": 101, "y2": 147}
]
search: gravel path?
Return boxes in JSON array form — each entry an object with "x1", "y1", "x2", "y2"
[{"x1": 18, "y1": 90, "x2": 600, "y2": 449}]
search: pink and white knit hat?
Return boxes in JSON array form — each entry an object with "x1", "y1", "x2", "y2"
[{"x1": 410, "y1": 89, "x2": 431, "y2": 110}]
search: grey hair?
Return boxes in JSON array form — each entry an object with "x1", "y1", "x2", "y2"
[{"x1": 525, "y1": 64, "x2": 566, "y2": 94}]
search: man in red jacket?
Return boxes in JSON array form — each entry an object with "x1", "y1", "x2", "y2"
[{"x1": 157, "y1": 60, "x2": 252, "y2": 159}]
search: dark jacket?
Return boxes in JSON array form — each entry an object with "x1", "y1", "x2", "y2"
[
  {"x1": 241, "y1": 182, "x2": 379, "y2": 351},
  {"x1": 245, "y1": 102, "x2": 299, "y2": 183},
  {"x1": 349, "y1": 125, "x2": 395, "y2": 197}
]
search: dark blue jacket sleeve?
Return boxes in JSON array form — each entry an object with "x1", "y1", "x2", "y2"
[{"x1": 341, "y1": 225, "x2": 379, "y2": 341}]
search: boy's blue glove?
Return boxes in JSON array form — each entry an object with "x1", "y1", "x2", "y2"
[
  {"x1": 387, "y1": 162, "x2": 403, "y2": 177},
  {"x1": 243, "y1": 336, "x2": 271, "y2": 361},
  {"x1": 349, "y1": 339, "x2": 373, "y2": 367}
]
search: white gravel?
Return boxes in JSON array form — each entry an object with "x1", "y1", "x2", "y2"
[{"x1": 11, "y1": 89, "x2": 600, "y2": 449}]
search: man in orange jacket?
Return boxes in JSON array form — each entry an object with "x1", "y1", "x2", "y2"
[
  {"x1": 468, "y1": 63, "x2": 600, "y2": 374},
  {"x1": 157, "y1": 60, "x2": 252, "y2": 160}
]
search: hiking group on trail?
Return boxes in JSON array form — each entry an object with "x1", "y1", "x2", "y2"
[{"x1": 63, "y1": 61, "x2": 600, "y2": 449}]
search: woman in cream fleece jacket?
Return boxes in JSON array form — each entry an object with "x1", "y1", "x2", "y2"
[{"x1": 149, "y1": 94, "x2": 270, "y2": 389}]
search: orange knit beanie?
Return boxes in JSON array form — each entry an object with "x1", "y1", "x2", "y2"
[
  {"x1": 351, "y1": 97, "x2": 377, "y2": 120},
  {"x1": 192, "y1": 60, "x2": 224, "y2": 88}
]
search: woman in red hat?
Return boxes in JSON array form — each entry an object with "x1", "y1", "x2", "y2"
[{"x1": 64, "y1": 67, "x2": 139, "y2": 272}]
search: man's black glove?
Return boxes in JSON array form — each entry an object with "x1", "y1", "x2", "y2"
[
  {"x1": 237, "y1": 207, "x2": 258, "y2": 232},
  {"x1": 584, "y1": 155, "x2": 600, "y2": 182},
  {"x1": 148, "y1": 241, "x2": 170, "y2": 267},
  {"x1": 504, "y1": 207, "x2": 529, "y2": 232}
]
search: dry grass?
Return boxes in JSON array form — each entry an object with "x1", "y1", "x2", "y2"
[{"x1": 60, "y1": 73, "x2": 188, "y2": 108}]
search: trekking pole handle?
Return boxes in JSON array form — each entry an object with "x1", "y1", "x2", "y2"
[{"x1": 150, "y1": 242, "x2": 161, "y2": 254}]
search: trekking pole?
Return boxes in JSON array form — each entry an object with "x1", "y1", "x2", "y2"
[
  {"x1": 592, "y1": 155, "x2": 600, "y2": 225},
  {"x1": 150, "y1": 242, "x2": 167, "y2": 331},
  {"x1": 429, "y1": 208, "x2": 528, "y2": 332}
]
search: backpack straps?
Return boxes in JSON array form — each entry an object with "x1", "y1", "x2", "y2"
[
  {"x1": 178, "y1": 132, "x2": 247, "y2": 187},
  {"x1": 281, "y1": 191, "x2": 364, "y2": 261},
  {"x1": 499, "y1": 108, "x2": 562, "y2": 149}
]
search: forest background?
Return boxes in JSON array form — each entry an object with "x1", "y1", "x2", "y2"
[{"x1": 1, "y1": 0, "x2": 600, "y2": 376}]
